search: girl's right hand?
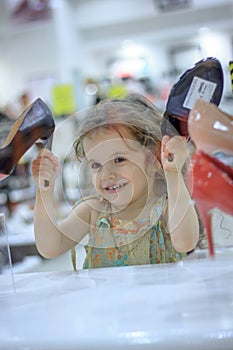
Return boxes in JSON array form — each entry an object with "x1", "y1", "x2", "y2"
[{"x1": 31, "y1": 149, "x2": 59, "y2": 191}]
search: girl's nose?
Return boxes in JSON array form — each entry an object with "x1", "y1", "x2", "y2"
[{"x1": 101, "y1": 162, "x2": 115, "y2": 180}]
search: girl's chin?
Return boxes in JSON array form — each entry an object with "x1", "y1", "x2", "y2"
[{"x1": 105, "y1": 194, "x2": 131, "y2": 211}]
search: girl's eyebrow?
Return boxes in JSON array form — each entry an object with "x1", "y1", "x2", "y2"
[
  {"x1": 110, "y1": 151, "x2": 128, "y2": 157},
  {"x1": 87, "y1": 151, "x2": 128, "y2": 164}
]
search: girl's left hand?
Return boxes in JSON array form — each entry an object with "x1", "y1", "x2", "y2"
[{"x1": 161, "y1": 135, "x2": 189, "y2": 173}]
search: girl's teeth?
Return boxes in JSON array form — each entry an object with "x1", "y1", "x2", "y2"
[{"x1": 108, "y1": 184, "x2": 122, "y2": 190}]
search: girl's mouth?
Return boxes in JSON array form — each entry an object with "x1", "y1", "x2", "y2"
[{"x1": 104, "y1": 182, "x2": 128, "y2": 194}]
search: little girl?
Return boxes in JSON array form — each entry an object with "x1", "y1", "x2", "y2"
[{"x1": 31, "y1": 93, "x2": 199, "y2": 269}]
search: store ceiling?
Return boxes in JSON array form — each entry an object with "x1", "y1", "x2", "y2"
[
  {"x1": 0, "y1": 0, "x2": 232, "y2": 54},
  {"x1": 75, "y1": 0, "x2": 233, "y2": 50}
]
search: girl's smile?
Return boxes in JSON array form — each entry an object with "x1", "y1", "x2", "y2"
[{"x1": 104, "y1": 179, "x2": 129, "y2": 194}]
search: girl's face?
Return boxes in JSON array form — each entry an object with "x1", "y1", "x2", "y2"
[{"x1": 83, "y1": 127, "x2": 156, "y2": 212}]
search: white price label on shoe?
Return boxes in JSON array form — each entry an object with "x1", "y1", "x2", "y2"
[{"x1": 183, "y1": 76, "x2": 217, "y2": 110}]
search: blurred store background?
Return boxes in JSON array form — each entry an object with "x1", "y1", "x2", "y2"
[{"x1": 0, "y1": 0, "x2": 232, "y2": 273}]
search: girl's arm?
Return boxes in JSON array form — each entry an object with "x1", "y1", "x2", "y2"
[
  {"x1": 161, "y1": 136, "x2": 199, "y2": 252},
  {"x1": 32, "y1": 149, "x2": 91, "y2": 258}
]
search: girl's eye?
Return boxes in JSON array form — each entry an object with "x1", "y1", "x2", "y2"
[
  {"x1": 91, "y1": 162, "x2": 101, "y2": 170},
  {"x1": 114, "y1": 157, "x2": 126, "y2": 164}
]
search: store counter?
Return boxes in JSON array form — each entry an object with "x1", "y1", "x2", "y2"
[{"x1": 0, "y1": 250, "x2": 233, "y2": 350}]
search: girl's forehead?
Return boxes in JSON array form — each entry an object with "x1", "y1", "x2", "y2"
[{"x1": 83, "y1": 128, "x2": 141, "y2": 159}]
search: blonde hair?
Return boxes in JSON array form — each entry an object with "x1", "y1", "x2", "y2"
[{"x1": 74, "y1": 93, "x2": 163, "y2": 160}]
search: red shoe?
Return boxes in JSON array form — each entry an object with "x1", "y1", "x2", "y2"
[{"x1": 188, "y1": 150, "x2": 233, "y2": 256}]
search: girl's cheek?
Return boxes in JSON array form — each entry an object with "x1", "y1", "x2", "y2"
[
  {"x1": 92, "y1": 174, "x2": 100, "y2": 190},
  {"x1": 92, "y1": 176, "x2": 97, "y2": 187}
]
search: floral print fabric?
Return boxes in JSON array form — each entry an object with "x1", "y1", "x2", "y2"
[{"x1": 71, "y1": 195, "x2": 185, "y2": 269}]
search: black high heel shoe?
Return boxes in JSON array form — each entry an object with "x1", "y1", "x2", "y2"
[
  {"x1": 161, "y1": 57, "x2": 224, "y2": 138},
  {"x1": 0, "y1": 98, "x2": 55, "y2": 180}
]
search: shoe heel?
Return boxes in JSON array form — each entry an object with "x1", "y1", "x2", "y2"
[
  {"x1": 44, "y1": 134, "x2": 54, "y2": 187},
  {"x1": 36, "y1": 131, "x2": 54, "y2": 188},
  {"x1": 195, "y1": 200, "x2": 215, "y2": 257},
  {"x1": 188, "y1": 151, "x2": 233, "y2": 258},
  {"x1": 44, "y1": 133, "x2": 53, "y2": 151},
  {"x1": 36, "y1": 132, "x2": 54, "y2": 151}
]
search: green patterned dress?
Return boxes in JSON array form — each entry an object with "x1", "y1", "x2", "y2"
[{"x1": 72, "y1": 195, "x2": 185, "y2": 270}]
